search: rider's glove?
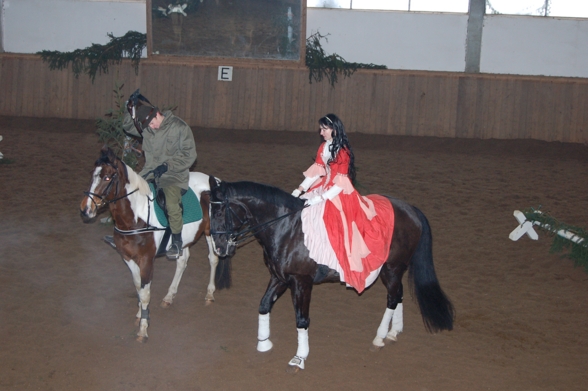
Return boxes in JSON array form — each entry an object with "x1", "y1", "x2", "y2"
[
  {"x1": 153, "y1": 163, "x2": 168, "y2": 178},
  {"x1": 304, "y1": 196, "x2": 323, "y2": 207},
  {"x1": 291, "y1": 189, "x2": 302, "y2": 197}
]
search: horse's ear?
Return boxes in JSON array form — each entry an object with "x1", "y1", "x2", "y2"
[
  {"x1": 209, "y1": 175, "x2": 219, "y2": 191},
  {"x1": 101, "y1": 146, "x2": 117, "y2": 163},
  {"x1": 209, "y1": 176, "x2": 223, "y2": 201}
]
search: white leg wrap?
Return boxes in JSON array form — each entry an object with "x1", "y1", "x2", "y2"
[
  {"x1": 373, "y1": 308, "x2": 394, "y2": 347},
  {"x1": 295, "y1": 328, "x2": 309, "y2": 359},
  {"x1": 257, "y1": 313, "x2": 273, "y2": 352},
  {"x1": 287, "y1": 328, "x2": 309, "y2": 369},
  {"x1": 377, "y1": 308, "x2": 394, "y2": 338},
  {"x1": 387, "y1": 303, "x2": 404, "y2": 341}
]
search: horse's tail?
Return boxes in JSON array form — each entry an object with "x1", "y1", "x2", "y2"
[
  {"x1": 409, "y1": 207, "x2": 455, "y2": 333},
  {"x1": 214, "y1": 256, "x2": 232, "y2": 290}
]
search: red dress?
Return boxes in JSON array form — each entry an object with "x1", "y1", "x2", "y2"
[{"x1": 300, "y1": 142, "x2": 395, "y2": 293}]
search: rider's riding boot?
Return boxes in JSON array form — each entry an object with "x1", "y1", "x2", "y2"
[
  {"x1": 166, "y1": 233, "x2": 183, "y2": 259},
  {"x1": 103, "y1": 235, "x2": 116, "y2": 249}
]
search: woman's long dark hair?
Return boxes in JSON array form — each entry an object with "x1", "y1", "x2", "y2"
[{"x1": 318, "y1": 113, "x2": 356, "y2": 182}]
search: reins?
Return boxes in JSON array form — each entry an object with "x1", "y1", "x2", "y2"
[
  {"x1": 84, "y1": 187, "x2": 139, "y2": 207},
  {"x1": 210, "y1": 199, "x2": 305, "y2": 246},
  {"x1": 231, "y1": 209, "x2": 303, "y2": 246}
]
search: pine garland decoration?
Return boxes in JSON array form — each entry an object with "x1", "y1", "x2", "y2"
[
  {"x1": 37, "y1": 31, "x2": 146, "y2": 82},
  {"x1": 38, "y1": 29, "x2": 383, "y2": 87},
  {"x1": 522, "y1": 207, "x2": 588, "y2": 272},
  {"x1": 306, "y1": 31, "x2": 386, "y2": 87}
]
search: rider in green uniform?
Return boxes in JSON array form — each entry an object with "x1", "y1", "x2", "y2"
[{"x1": 104, "y1": 93, "x2": 197, "y2": 259}]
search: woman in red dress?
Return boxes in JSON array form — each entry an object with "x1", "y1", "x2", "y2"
[{"x1": 292, "y1": 114, "x2": 395, "y2": 293}]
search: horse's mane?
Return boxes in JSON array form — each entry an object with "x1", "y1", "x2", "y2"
[
  {"x1": 126, "y1": 166, "x2": 152, "y2": 196},
  {"x1": 226, "y1": 181, "x2": 304, "y2": 210}
]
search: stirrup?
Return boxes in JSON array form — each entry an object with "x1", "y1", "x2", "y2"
[
  {"x1": 166, "y1": 243, "x2": 183, "y2": 259},
  {"x1": 103, "y1": 235, "x2": 116, "y2": 249}
]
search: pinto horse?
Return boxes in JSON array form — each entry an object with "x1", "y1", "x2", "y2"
[
  {"x1": 208, "y1": 177, "x2": 455, "y2": 372},
  {"x1": 79, "y1": 147, "x2": 230, "y2": 342}
]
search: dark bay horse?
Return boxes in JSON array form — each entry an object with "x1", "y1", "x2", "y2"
[
  {"x1": 79, "y1": 147, "x2": 230, "y2": 342},
  {"x1": 208, "y1": 177, "x2": 454, "y2": 372}
]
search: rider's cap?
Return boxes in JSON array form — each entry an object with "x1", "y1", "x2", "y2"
[{"x1": 136, "y1": 104, "x2": 158, "y2": 130}]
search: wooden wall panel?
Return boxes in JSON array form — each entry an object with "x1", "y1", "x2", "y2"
[{"x1": 2, "y1": 54, "x2": 588, "y2": 143}]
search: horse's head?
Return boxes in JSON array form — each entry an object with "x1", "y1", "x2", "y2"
[
  {"x1": 208, "y1": 175, "x2": 251, "y2": 258},
  {"x1": 79, "y1": 147, "x2": 126, "y2": 223}
]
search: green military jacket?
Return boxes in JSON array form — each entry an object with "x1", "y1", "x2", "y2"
[{"x1": 123, "y1": 110, "x2": 197, "y2": 190}]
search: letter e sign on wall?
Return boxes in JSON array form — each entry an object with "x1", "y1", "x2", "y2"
[{"x1": 218, "y1": 66, "x2": 233, "y2": 81}]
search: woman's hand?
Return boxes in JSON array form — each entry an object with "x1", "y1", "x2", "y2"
[{"x1": 304, "y1": 196, "x2": 323, "y2": 207}]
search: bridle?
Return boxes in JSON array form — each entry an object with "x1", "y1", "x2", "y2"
[
  {"x1": 210, "y1": 196, "x2": 303, "y2": 249},
  {"x1": 84, "y1": 162, "x2": 164, "y2": 235},
  {"x1": 84, "y1": 164, "x2": 138, "y2": 210},
  {"x1": 209, "y1": 198, "x2": 252, "y2": 248}
]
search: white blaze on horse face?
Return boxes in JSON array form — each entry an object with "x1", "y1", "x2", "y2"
[{"x1": 83, "y1": 166, "x2": 103, "y2": 217}]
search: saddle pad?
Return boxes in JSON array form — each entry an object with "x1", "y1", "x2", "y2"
[{"x1": 149, "y1": 183, "x2": 203, "y2": 226}]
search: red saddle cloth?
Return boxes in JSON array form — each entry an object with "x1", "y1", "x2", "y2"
[{"x1": 323, "y1": 194, "x2": 395, "y2": 293}]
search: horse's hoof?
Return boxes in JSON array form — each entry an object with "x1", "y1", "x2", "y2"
[
  {"x1": 161, "y1": 300, "x2": 172, "y2": 308},
  {"x1": 286, "y1": 365, "x2": 302, "y2": 374},
  {"x1": 136, "y1": 335, "x2": 148, "y2": 343},
  {"x1": 369, "y1": 344, "x2": 384, "y2": 352},
  {"x1": 205, "y1": 297, "x2": 214, "y2": 306},
  {"x1": 385, "y1": 331, "x2": 400, "y2": 343},
  {"x1": 286, "y1": 356, "x2": 305, "y2": 372},
  {"x1": 385, "y1": 335, "x2": 398, "y2": 343}
]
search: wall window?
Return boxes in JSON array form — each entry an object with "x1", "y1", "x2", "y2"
[
  {"x1": 308, "y1": 0, "x2": 588, "y2": 18},
  {"x1": 306, "y1": 0, "x2": 468, "y2": 13},
  {"x1": 151, "y1": 0, "x2": 302, "y2": 61},
  {"x1": 487, "y1": 0, "x2": 588, "y2": 18}
]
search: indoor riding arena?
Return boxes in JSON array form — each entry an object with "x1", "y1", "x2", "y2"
[{"x1": 1, "y1": 1, "x2": 588, "y2": 390}]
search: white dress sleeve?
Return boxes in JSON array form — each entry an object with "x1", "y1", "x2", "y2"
[{"x1": 299, "y1": 176, "x2": 319, "y2": 191}]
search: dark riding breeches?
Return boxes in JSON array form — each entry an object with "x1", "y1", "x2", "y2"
[{"x1": 162, "y1": 185, "x2": 183, "y2": 234}]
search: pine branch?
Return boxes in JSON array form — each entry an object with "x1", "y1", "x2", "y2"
[
  {"x1": 95, "y1": 81, "x2": 141, "y2": 169},
  {"x1": 37, "y1": 31, "x2": 147, "y2": 83},
  {"x1": 523, "y1": 207, "x2": 588, "y2": 272},
  {"x1": 306, "y1": 31, "x2": 386, "y2": 88}
]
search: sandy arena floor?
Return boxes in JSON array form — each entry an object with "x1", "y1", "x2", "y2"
[{"x1": 1, "y1": 116, "x2": 587, "y2": 390}]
